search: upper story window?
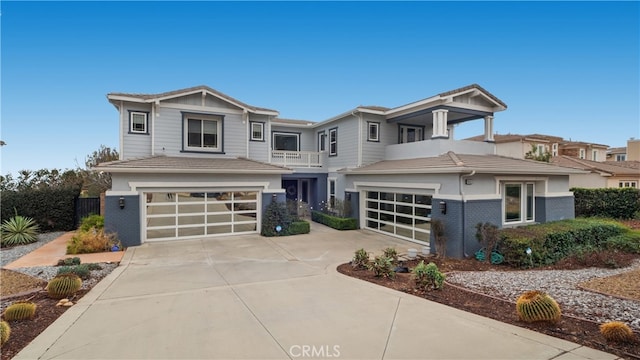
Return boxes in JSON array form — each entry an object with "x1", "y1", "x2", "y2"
[
  {"x1": 250, "y1": 122, "x2": 264, "y2": 141},
  {"x1": 367, "y1": 122, "x2": 380, "y2": 142},
  {"x1": 536, "y1": 144, "x2": 545, "y2": 155},
  {"x1": 579, "y1": 149, "x2": 586, "y2": 159},
  {"x1": 273, "y1": 132, "x2": 299, "y2": 151},
  {"x1": 129, "y1": 111, "x2": 149, "y2": 134},
  {"x1": 399, "y1": 125, "x2": 423, "y2": 143},
  {"x1": 183, "y1": 113, "x2": 223, "y2": 152},
  {"x1": 616, "y1": 154, "x2": 626, "y2": 161},
  {"x1": 592, "y1": 150, "x2": 597, "y2": 161},
  {"x1": 329, "y1": 128, "x2": 338, "y2": 156},
  {"x1": 619, "y1": 181, "x2": 637, "y2": 188},
  {"x1": 551, "y1": 143, "x2": 558, "y2": 156},
  {"x1": 318, "y1": 131, "x2": 326, "y2": 152},
  {"x1": 503, "y1": 182, "x2": 535, "y2": 225}
]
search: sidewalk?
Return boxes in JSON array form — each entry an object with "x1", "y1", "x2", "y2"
[{"x1": 3, "y1": 232, "x2": 124, "y2": 269}]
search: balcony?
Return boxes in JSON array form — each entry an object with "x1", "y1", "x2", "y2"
[
  {"x1": 385, "y1": 139, "x2": 496, "y2": 160},
  {"x1": 271, "y1": 150, "x2": 323, "y2": 168}
]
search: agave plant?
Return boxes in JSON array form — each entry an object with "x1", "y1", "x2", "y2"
[{"x1": 1, "y1": 215, "x2": 39, "y2": 247}]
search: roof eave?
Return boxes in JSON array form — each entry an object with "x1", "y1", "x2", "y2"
[{"x1": 94, "y1": 167, "x2": 293, "y2": 175}]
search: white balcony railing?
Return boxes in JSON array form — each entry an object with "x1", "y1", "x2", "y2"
[{"x1": 271, "y1": 150, "x2": 323, "y2": 167}]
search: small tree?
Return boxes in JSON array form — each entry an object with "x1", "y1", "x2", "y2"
[
  {"x1": 261, "y1": 200, "x2": 293, "y2": 236},
  {"x1": 475, "y1": 222, "x2": 499, "y2": 262},
  {"x1": 525, "y1": 144, "x2": 551, "y2": 162},
  {"x1": 431, "y1": 219, "x2": 447, "y2": 259}
]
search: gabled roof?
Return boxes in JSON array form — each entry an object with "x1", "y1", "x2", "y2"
[
  {"x1": 607, "y1": 147, "x2": 627, "y2": 155},
  {"x1": 550, "y1": 156, "x2": 640, "y2": 176},
  {"x1": 438, "y1": 83, "x2": 507, "y2": 109},
  {"x1": 94, "y1": 156, "x2": 292, "y2": 174},
  {"x1": 340, "y1": 152, "x2": 586, "y2": 175},
  {"x1": 560, "y1": 141, "x2": 609, "y2": 149},
  {"x1": 107, "y1": 85, "x2": 279, "y2": 116}
]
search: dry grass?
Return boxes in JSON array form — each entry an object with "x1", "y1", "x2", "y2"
[
  {"x1": 0, "y1": 269, "x2": 46, "y2": 297},
  {"x1": 579, "y1": 268, "x2": 640, "y2": 301}
]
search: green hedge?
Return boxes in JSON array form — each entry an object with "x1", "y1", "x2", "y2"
[
  {"x1": 288, "y1": 221, "x2": 310, "y2": 235},
  {"x1": 572, "y1": 187, "x2": 640, "y2": 219},
  {"x1": 498, "y1": 218, "x2": 628, "y2": 267},
  {"x1": 0, "y1": 186, "x2": 81, "y2": 232},
  {"x1": 311, "y1": 211, "x2": 358, "y2": 230}
]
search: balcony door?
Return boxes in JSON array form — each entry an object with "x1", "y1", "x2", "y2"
[
  {"x1": 273, "y1": 132, "x2": 299, "y2": 151},
  {"x1": 399, "y1": 125, "x2": 423, "y2": 143}
]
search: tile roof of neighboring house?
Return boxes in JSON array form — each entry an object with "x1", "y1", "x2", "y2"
[
  {"x1": 340, "y1": 152, "x2": 586, "y2": 175},
  {"x1": 107, "y1": 85, "x2": 278, "y2": 114},
  {"x1": 358, "y1": 105, "x2": 391, "y2": 112},
  {"x1": 607, "y1": 147, "x2": 627, "y2": 154},
  {"x1": 272, "y1": 118, "x2": 315, "y2": 126},
  {"x1": 94, "y1": 156, "x2": 292, "y2": 174},
  {"x1": 465, "y1": 133, "x2": 560, "y2": 144},
  {"x1": 438, "y1": 83, "x2": 508, "y2": 109},
  {"x1": 550, "y1": 156, "x2": 640, "y2": 176},
  {"x1": 559, "y1": 141, "x2": 609, "y2": 149}
]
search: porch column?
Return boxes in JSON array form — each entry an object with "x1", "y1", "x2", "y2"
[
  {"x1": 431, "y1": 109, "x2": 449, "y2": 139},
  {"x1": 483, "y1": 115, "x2": 494, "y2": 142}
]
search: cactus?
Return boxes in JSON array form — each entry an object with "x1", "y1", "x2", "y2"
[
  {"x1": 600, "y1": 321, "x2": 635, "y2": 343},
  {"x1": 3, "y1": 301, "x2": 37, "y2": 321},
  {"x1": 46, "y1": 273, "x2": 82, "y2": 299},
  {"x1": 0, "y1": 321, "x2": 10, "y2": 347},
  {"x1": 515, "y1": 290, "x2": 561, "y2": 323}
]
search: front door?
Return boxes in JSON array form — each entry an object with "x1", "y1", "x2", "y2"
[{"x1": 283, "y1": 180, "x2": 298, "y2": 202}]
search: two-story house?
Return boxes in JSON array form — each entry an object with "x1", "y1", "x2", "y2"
[
  {"x1": 607, "y1": 138, "x2": 640, "y2": 162},
  {"x1": 97, "y1": 84, "x2": 582, "y2": 258}
]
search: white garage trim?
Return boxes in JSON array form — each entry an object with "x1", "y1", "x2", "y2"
[{"x1": 129, "y1": 181, "x2": 271, "y2": 192}]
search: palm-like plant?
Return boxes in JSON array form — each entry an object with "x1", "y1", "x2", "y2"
[{"x1": 1, "y1": 215, "x2": 39, "y2": 246}]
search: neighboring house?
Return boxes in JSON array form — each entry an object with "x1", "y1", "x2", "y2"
[
  {"x1": 466, "y1": 133, "x2": 609, "y2": 161},
  {"x1": 550, "y1": 156, "x2": 640, "y2": 189},
  {"x1": 607, "y1": 138, "x2": 640, "y2": 162},
  {"x1": 97, "y1": 84, "x2": 583, "y2": 258}
]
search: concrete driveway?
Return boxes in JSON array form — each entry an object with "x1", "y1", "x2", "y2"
[{"x1": 17, "y1": 223, "x2": 618, "y2": 360}]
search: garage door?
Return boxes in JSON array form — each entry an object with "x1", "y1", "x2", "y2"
[
  {"x1": 144, "y1": 191, "x2": 259, "y2": 241},
  {"x1": 364, "y1": 191, "x2": 432, "y2": 244}
]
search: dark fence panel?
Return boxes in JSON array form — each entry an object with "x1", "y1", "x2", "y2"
[{"x1": 75, "y1": 197, "x2": 101, "y2": 226}]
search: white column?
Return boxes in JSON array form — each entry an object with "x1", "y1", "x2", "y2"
[
  {"x1": 431, "y1": 109, "x2": 449, "y2": 139},
  {"x1": 484, "y1": 115, "x2": 494, "y2": 142}
]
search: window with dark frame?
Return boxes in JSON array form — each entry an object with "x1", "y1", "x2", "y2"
[
  {"x1": 250, "y1": 122, "x2": 264, "y2": 141},
  {"x1": 329, "y1": 128, "x2": 337, "y2": 156},
  {"x1": 183, "y1": 113, "x2": 223, "y2": 152},
  {"x1": 318, "y1": 131, "x2": 326, "y2": 152},
  {"x1": 129, "y1": 111, "x2": 148, "y2": 134}
]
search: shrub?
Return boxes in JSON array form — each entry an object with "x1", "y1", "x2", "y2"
[
  {"x1": 0, "y1": 321, "x2": 10, "y2": 347},
  {"x1": 46, "y1": 273, "x2": 82, "y2": 299},
  {"x1": 288, "y1": 220, "x2": 310, "y2": 235},
  {"x1": 79, "y1": 214, "x2": 104, "y2": 232},
  {"x1": 57, "y1": 264, "x2": 91, "y2": 279},
  {"x1": 476, "y1": 222, "x2": 499, "y2": 262},
  {"x1": 86, "y1": 263, "x2": 102, "y2": 271},
  {"x1": 412, "y1": 261, "x2": 445, "y2": 290},
  {"x1": 572, "y1": 187, "x2": 640, "y2": 219},
  {"x1": 261, "y1": 200, "x2": 293, "y2": 237},
  {"x1": 515, "y1": 290, "x2": 561, "y2": 323},
  {"x1": 368, "y1": 255, "x2": 395, "y2": 278},
  {"x1": 605, "y1": 230, "x2": 640, "y2": 253},
  {"x1": 67, "y1": 228, "x2": 120, "y2": 254},
  {"x1": 352, "y1": 248, "x2": 370, "y2": 269},
  {"x1": 1, "y1": 215, "x2": 39, "y2": 247},
  {"x1": 431, "y1": 219, "x2": 447, "y2": 259},
  {"x1": 3, "y1": 301, "x2": 37, "y2": 321},
  {"x1": 311, "y1": 211, "x2": 358, "y2": 230},
  {"x1": 382, "y1": 247, "x2": 398, "y2": 264},
  {"x1": 0, "y1": 186, "x2": 81, "y2": 231},
  {"x1": 599, "y1": 321, "x2": 635, "y2": 343},
  {"x1": 57, "y1": 257, "x2": 81, "y2": 266}
]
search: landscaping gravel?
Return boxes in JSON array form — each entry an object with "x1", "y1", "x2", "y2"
[
  {"x1": 0, "y1": 232, "x2": 66, "y2": 267},
  {"x1": 10, "y1": 263, "x2": 119, "y2": 290},
  {"x1": 447, "y1": 261, "x2": 640, "y2": 330}
]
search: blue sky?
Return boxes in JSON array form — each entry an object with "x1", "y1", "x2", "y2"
[{"x1": 1, "y1": 1, "x2": 638, "y2": 175}]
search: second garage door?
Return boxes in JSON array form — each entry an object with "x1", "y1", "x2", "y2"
[
  {"x1": 364, "y1": 190, "x2": 432, "y2": 244},
  {"x1": 144, "y1": 191, "x2": 259, "y2": 241}
]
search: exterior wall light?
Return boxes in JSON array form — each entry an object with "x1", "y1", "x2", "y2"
[
  {"x1": 119, "y1": 196, "x2": 125, "y2": 209},
  {"x1": 439, "y1": 201, "x2": 447, "y2": 215}
]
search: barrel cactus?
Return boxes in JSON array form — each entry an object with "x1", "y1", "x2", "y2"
[
  {"x1": 0, "y1": 321, "x2": 10, "y2": 347},
  {"x1": 515, "y1": 290, "x2": 561, "y2": 323},
  {"x1": 3, "y1": 301, "x2": 37, "y2": 321},
  {"x1": 46, "y1": 273, "x2": 82, "y2": 299},
  {"x1": 600, "y1": 321, "x2": 635, "y2": 343}
]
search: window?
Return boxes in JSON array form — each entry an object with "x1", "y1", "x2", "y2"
[
  {"x1": 503, "y1": 182, "x2": 535, "y2": 224},
  {"x1": 399, "y1": 125, "x2": 423, "y2": 143},
  {"x1": 183, "y1": 113, "x2": 222, "y2": 152},
  {"x1": 328, "y1": 179, "x2": 336, "y2": 208},
  {"x1": 619, "y1": 181, "x2": 637, "y2": 188},
  {"x1": 616, "y1": 154, "x2": 626, "y2": 161},
  {"x1": 318, "y1": 131, "x2": 326, "y2": 152},
  {"x1": 551, "y1": 143, "x2": 558, "y2": 156},
  {"x1": 592, "y1": 150, "x2": 597, "y2": 161},
  {"x1": 129, "y1": 111, "x2": 148, "y2": 134},
  {"x1": 536, "y1": 144, "x2": 545, "y2": 155},
  {"x1": 329, "y1": 128, "x2": 338, "y2": 156},
  {"x1": 579, "y1": 149, "x2": 586, "y2": 159},
  {"x1": 367, "y1": 122, "x2": 380, "y2": 142},
  {"x1": 250, "y1": 122, "x2": 264, "y2": 141},
  {"x1": 273, "y1": 132, "x2": 299, "y2": 151}
]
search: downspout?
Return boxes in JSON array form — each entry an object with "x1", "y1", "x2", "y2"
[{"x1": 460, "y1": 170, "x2": 476, "y2": 257}]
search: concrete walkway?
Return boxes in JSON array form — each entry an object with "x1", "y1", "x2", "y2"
[{"x1": 16, "y1": 223, "x2": 619, "y2": 359}]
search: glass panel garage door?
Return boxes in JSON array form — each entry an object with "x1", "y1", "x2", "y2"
[
  {"x1": 145, "y1": 191, "x2": 258, "y2": 241},
  {"x1": 365, "y1": 191, "x2": 432, "y2": 244}
]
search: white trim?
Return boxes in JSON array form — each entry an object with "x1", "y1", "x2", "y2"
[
  {"x1": 329, "y1": 128, "x2": 338, "y2": 156},
  {"x1": 367, "y1": 121, "x2": 380, "y2": 142},
  {"x1": 495, "y1": 176, "x2": 548, "y2": 194},
  {"x1": 119, "y1": 101, "x2": 124, "y2": 160},
  {"x1": 99, "y1": 167, "x2": 291, "y2": 174},
  {"x1": 128, "y1": 181, "x2": 271, "y2": 192},
  {"x1": 435, "y1": 194, "x2": 502, "y2": 201},
  {"x1": 353, "y1": 181, "x2": 440, "y2": 195},
  {"x1": 105, "y1": 190, "x2": 138, "y2": 196},
  {"x1": 130, "y1": 111, "x2": 148, "y2": 133},
  {"x1": 184, "y1": 114, "x2": 223, "y2": 152},
  {"x1": 328, "y1": 177, "x2": 337, "y2": 208},
  {"x1": 272, "y1": 132, "x2": 300, "y2": 151},
  {"x1": 158, "y1": 102, "x2": 244, "y2": 115},
  {"x1": 250, "y1": 121, "x2": 264, "y2": 141},
  {"x1": 538, "y1": 192, "x2": 574, "y2": 198}
]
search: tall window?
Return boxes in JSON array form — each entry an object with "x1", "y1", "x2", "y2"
[
  {"x1": 129, "y1": 111, "x2": 148, "y2": 134},
  {"x1": 616, "y1": 154, "x2": 626, "y2": 161},
  {"x1": 183, "y1": 113, "x2": 222, "y2": 152},
  {"x1": 399, "y1": 125, "x2": 423, "y2": 143},
  {"x1": 503, "y1": 182, "x2": 535, "y2": 224},
  {"x1": 273, "y1": 132, "x2": 299, "y2": 151},
  {"x1": 250, "y1": 122, "x2": 264, "y2": 141},
  {"x1": 328, "y1": 179, "x2": 336, "y2": 208},
  {"x1": 551, "y1": 143, "x2": 558, "y2": 156},
  {"x1": 318, "y1": 131, "x2": 326, "y2": 152},
  {"x1": 592, "y1": 150, "x2": 597, "y2": 161},
  {"x1": 329, "y1": 128, "x2": 338, "y2": 156},
  {"x1": 579, "y1": 149, "x2": 586, "y2": 159},
  {"x1": 367, "y1": 122, "x2": 380, "y2": 142}
]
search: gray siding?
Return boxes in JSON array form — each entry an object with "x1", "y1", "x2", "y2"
[
  {"x1": 248, "y1": 114, "x2": 270, "y2": 163},
  {"x1": 535, "y1": 196, "x2": 575, "y2": 223},
  {"x1": 317, "y1": 115, "x2": 359, "y2": 170},
  {"x1": 361, "y1": 114, "x2": 392, "y2": 166},
  {"x1": 121, "y1": 102, "x2": 153, "y2": 159}
]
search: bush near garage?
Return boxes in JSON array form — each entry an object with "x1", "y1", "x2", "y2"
[
  {"x1": 67, "y1": 215, "x2": 120, "y2": 254},
  {"x1": 261, "y1": 201, "x2": 310, "y2": 236},
  {"x1": 0, "y1": 186, "x2": 81, "y2": 232},
  {"x1": 288, "y1": 221, "x2": 310, "y2": 235},
  {"x1": 311, "y1": 211, "x2": 358, "y2": 230},
  {"x1": 572, "y1": 187, "x2": 640, "y2": 219},
  {"x1": 498, "y1": 218, "x2": 632, "y2": 268}
]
